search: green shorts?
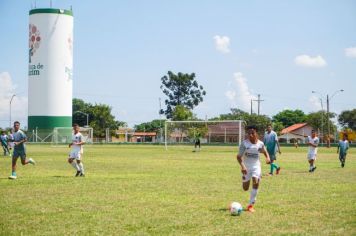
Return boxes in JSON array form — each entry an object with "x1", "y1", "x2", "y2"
[
  {"x1": 268, "y1": 152, "x2": 277, "y2": 161},
  {"x1": 13, "y1": 149, "x2": 26, "y2": 161}
]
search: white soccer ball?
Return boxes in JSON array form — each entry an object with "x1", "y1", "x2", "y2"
[{"x1": 230, "y1": 202, "x2": 243, "y2": 216}]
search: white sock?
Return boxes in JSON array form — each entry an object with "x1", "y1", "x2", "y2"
[
  {"x1": 71, "y1": 162, "x2": 79, "y2": 171},
  {"x1": 249, "y1": 188, "x2": 258, "y2": 205},
  {"x1": 78, "y1": 162, "x2": 84, "y2": 174}
]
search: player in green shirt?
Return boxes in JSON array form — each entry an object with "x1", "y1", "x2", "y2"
[
  {"x1": 1, "y1": 131, "x2": 11, "y2": 156},
  {"x1": 263, "y1": 125, "x2": 281, "y2": 175},
  {"x1": 337, "y1": 133, "x2": 349, "y2": 168},
  {"x1": 8, "y1": 121, "x2": 36, "y2": 180}
]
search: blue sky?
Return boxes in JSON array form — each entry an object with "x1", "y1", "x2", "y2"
[{"x1": 0, "y1": 0, "x2": 355, "y2": 128}]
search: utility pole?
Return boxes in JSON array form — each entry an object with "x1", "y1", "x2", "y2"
[
  {"x1": 326, "y1": 94, "x2": 330, "y2": 147},
  {"x1": 253, "y1": 94, "x2": 264, "y2": 115},
  {"x1": 159, "y1": 97, "x2": 163, "y2": 143},
  {"x1": 250, "y1": 99, "x2": 253, "y2": 115}
]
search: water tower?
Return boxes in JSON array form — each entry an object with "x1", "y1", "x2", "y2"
[{"x1": 28, "y1": 8, "x2": 73, "y2": 140}]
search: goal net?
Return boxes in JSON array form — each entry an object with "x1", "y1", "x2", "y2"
[
  {"x1": 164, "y1": 120, "x2": 245, "y2": 149},
  {"x1": 52, "y1": 127, "x2": 94, "y2": 145}
]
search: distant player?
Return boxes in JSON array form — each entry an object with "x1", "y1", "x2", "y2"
[
  {"x1": 306, "y1": 130, "x2": 319, "y2": 172},
  {"x1": 68, "y1": 124, "x2": 85, "y2": 177},
  {"x1": 237, "y1": 125, "x2": 270, "y2": 212},
  {"x1": 194, "y1": 137, "x2": 201, "y2": 152},
  {"x1": 1, "y1": 131, "x2": 11, "y2": 156},
  {"x1": 263, "y1": 124, "x2": 281, "y2": 175},
  {"x1": 8, "y1": 121, "x2": 36, "y2": 180},
  {"x1": 337, "y1": 133, "x2": 349, "y2": 168},
  {"x1": 8, "y1": 130, "x2": 14, "y2": 154}
]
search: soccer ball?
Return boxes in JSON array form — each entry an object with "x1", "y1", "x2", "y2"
[{"x1": 230, "y1": 202, "x2": 243, "y2": 216}]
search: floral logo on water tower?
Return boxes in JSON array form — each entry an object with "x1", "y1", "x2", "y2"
[{"x1": 29, "y1": 24, "x2": 41, "y2": 63}]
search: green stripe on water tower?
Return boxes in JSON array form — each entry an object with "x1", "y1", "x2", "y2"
[{"x1": 28, "y1": 116, "x2": 72, "y2": 130}]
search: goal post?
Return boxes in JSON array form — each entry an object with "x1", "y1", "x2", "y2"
[
  {"x1": 164, "y1": 120, "x2": 245, "y2": 150},
  {"x1": 52, "y1": 127, "x2": 93, "y2": 145}
]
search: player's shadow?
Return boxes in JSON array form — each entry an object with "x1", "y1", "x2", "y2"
[
  {"x1": 52, "y1": 175, "x2": 72, "y2": 178},
  {"x1": 218, "y1": 207, "x2": 230, "y2": 212}
]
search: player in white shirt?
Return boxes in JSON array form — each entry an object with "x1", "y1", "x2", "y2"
[
  {"x1": 307, "y1": 130, "x2": 319, "y2": 172},
  {"x1": 237, "y1": 125, "x2": 271, "y2": 213},
  {"x1": 68, "y1": 124, "x2": 85, "y2": 177}
]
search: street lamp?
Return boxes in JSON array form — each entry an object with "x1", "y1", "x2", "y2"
[
  {"x1": 326, "y1": 89, "x2": 344, "y2": 146},
  {"x1": 312, "y1": 89, "x2": 344, "y2": 147},
  {"x1": 74, "y1": 111, "x2": 89, "y2": 127},
  {"x1": 9, "y1": 94, "x2": 16, "y2": 128},
  {"x1": 312, "y1": 91, "x2": 324, "y2": 143}
]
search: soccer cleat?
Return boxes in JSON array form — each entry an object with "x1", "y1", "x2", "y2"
[
  {"x1": 80, "y1": 172, "x2": 85, "y2": 177},
  {"x1": 341, "y1": 162, "x2": 345, "y2": 168},
  {"x1": 28, "y1": 158, "x2": 36, "y2": 165},
  {"x1": 276, "y1": 167, "x2": 281, "y2": 175},
  {"x1": 267, "y1": 173, "x2": 273, "y2": 176},
  {"x1": 75, "y1": 171, "x2": 81, "y2": 177},
  {"x1": 8, "y1": 175, "x2": 17, "y2": 180},
  {"x1": 311, "y1": 166, "x2": 317, "y2": 172},
  {"x1": 246, "y1": 204, "x2": 255, "y2": 213}
]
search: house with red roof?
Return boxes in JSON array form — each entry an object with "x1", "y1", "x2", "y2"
[{"x1": 279, "y1": 123, "x2": 313, "y2": 143}]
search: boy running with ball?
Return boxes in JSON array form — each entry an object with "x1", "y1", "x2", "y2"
[
  {"x1": 237, "y1": 125, "x2": 270, "y2": 212},
  {"x1": 68, "y1": 124, "x2": 85, "y2": 177}
]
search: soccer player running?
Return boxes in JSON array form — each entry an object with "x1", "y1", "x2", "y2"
[
  {"x1": 237, "y1": 125, "x2": 271, "y2": 213},
  {"x1": 68, "y1": 124, "x2": 85, "y2": 177},
  {"x1": 307, "y1": 130, "x2": 319, "y2": 172},
  {"x1": 264, "y1": 124, "x2": 281, "y2": 176},
  {"x1": 337, "y1": 133, "x2": 349, "y2": 168},
  {"x1": 1, "y1": 131, "x2": 11, "y2": 156},
  {"x1": 8, "y1": 121, "x2": 36, "y2": 179}
]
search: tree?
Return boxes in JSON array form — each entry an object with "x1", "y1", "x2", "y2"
[
  {"x1": 171, "y1": 105, "x2": 194, "y2": 121},
  {"x1": 212, "y1": 108, "x2": 271, "y2": 135},
  {"x1": 160, "y1": 71, "x2": 206, "y2": 119},
  {"x1": 272, "y1": 121, "x2": 285, "y2": 135},
  {"x1": 134, "y1": 119, "x2": 165, "y2": 132},
  {"x1": 338, "y1": 109, "x2": 356, "y2": 130},
  {"x1": 272, "y1": 109, "x2": 307, "y2": 128},
  {"x1": 72, "y1": 98, "x2": 126, "y2": 138},
  {"x1": 245, "y1": 114, "x2": 272, "y2": 136},
  {"x1": 306, "y1": 111, "x2": 336, "y2": 138}
]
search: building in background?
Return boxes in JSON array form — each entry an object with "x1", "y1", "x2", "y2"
[{"x1": 279, "y1": 123, "x2": 313, "y2": 144}]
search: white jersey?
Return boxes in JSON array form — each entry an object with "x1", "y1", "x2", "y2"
[
  {"x1": 238, "y1": 139, "x2": 265, "y2": 169},
  {"x1": 71, "y1": 132, "x2": 84, "y2": 154},
  {"x1": 307, "y1": 136, "x2": 319, "y2": 155}
]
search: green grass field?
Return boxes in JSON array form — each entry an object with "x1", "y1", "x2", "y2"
[{"x1": 0, "y1": 145, "x2": 355, "y2": 235}]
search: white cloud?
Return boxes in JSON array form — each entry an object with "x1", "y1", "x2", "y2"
[
  {"x1": 0, "y1": 72, "x2": 27, "y2": 128},
  {"x1": 309, "y1": 95, "x2": 323, "y2": 111},
  {"x1": 345, "y1": 47, "x2": 356, "y2": 58},
  {"x1": 213, "y1": 35, "x2": 230, "y2": 54},
  {"x1": 294, "y1": 55, "x2": 327, "y2": 68},
  {"x1": 225, "y1": 72, "x2": 257, "y2": 111}
]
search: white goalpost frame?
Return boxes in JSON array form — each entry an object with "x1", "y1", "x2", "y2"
[
  {"x1": 164, "y1": 120, "x2": 245, "y2": 150},
  {"x1": 52, "y1": 126, "x2": 94, "y2": 146}
]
